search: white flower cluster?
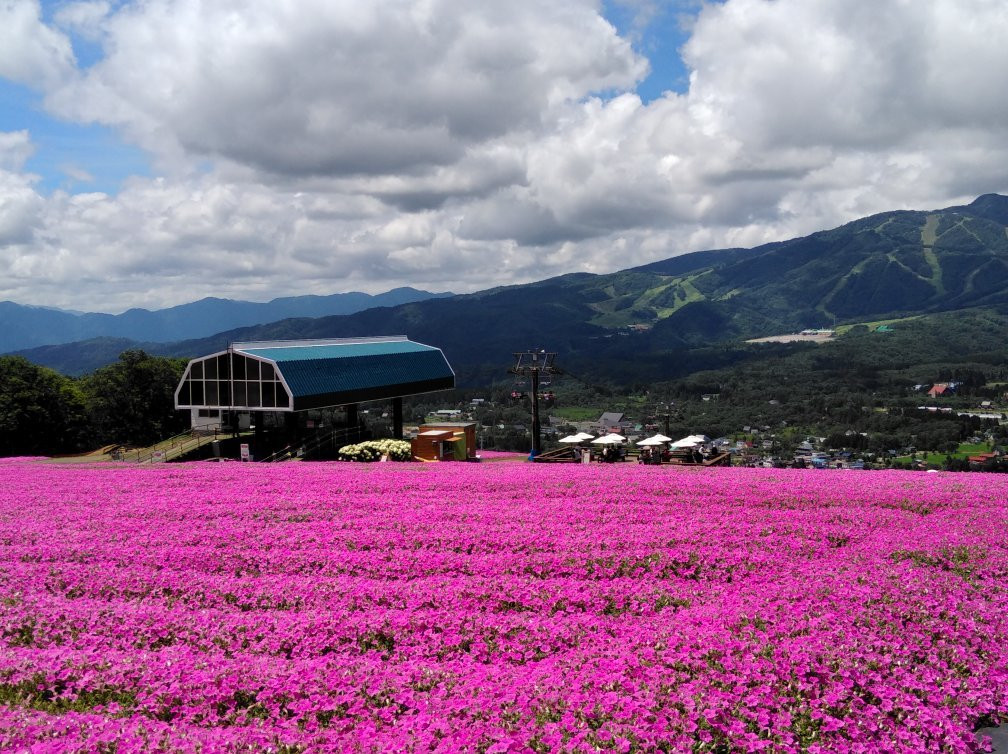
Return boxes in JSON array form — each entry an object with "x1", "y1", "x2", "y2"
[{"x1": 338, "y1": 439, "x2": 413, "y2": 462}]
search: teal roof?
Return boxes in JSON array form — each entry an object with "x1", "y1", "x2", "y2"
[
  {"x1": 275, "y1": 351, "x2": 453, "y2": 403},
  {"x1": 233, "y1": 337, "x2": 454, "y2": 410},
  {"x1": 238, "y1": 339, "x2": 433, "y2": 362}
]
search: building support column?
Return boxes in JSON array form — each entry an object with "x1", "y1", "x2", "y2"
[
  {"x1": 252, "y1": 411, "x2": 263, "y2": 461},
  {"x1": 392, "y1": 397, "x2": 403, "y2": 439},
  {"x1": 346, "y1": 403, "x2": 358, "y2": 442},
  {"x1": 530, "y1": 368, "x2": 541, "y2": 457}
]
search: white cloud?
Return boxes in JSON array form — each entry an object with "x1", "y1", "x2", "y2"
[
  {"x1": 1, "y1": 0, "x2": 1008, "y2": 313},
  {"x1": 0, "y1": 0, "x2": 76, "y2": 89},
  {"x1": 53, "y1": 0, "x2": 111, "y2": 40},
  {"x1": 0, "y1": 131, "x2": 44, "y2": 246},
  {"x1": 0, "y1": 130, "x2": 35, "y2": 171},
  {"x1": 58, "y1": 163, "x2": 95, "y2": 183},
  {"x1": 45, "y1": 0, "x2": 646, "y2": 179},
  {"x1": 683, "y1": 0, "x2": 1008, "y2": 149}
]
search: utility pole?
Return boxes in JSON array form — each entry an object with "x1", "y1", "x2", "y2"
[
  {"x1": 509, "y1": 350, "x2": 560, "y2": 457},
  {"x1": 658, "y1": 402, "x2": 673, "y2": 437}
]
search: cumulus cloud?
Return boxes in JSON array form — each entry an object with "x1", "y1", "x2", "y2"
[
  {"x1": 0, "y1": 0, "x2": 76, "y2": 89},
  {"x1": 684, "y1": 0, "x2": 1008, "y2": 150},
  {"x1": 0, "y1": 130, "x2": 35, "y2": 171},
  {"x1": 1, "y1": 0, "x2": 1008, "y2": 312},
  {"x1": 0, "y1": 131, "x2": 44, "y2": 246},
  {"x1": 45, "y1": 0, "x2": 645, "y2": 179},
  {"x1": 53, "y1": 0, "x2": 111, "y2": 40}
]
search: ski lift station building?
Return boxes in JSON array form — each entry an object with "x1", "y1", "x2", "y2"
[{"x1": 174, "y1": 336, "x2": 455, "y2": 442}]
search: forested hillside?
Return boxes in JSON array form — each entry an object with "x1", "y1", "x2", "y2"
[
  {"x1": 14, "y1": 195, "x2": 1008, "y2": 385},
  {"x1": 0, "y1": 352, "x2": 187, "y2": 456}
]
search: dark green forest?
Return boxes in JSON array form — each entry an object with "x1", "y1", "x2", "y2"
[
  {"x1": 0, "y1": 350, "x2": 188, "y2": 457},
  {"x1": 414, "y1": 308, "x2": 1008, "y2": 463},
  {"x1": 4, "y1": 308, "x2": 1008, "y2": 461}
]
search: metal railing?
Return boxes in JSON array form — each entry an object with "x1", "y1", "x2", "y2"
[
  {"x1": 119, "y1": 428, "x2": 228, "y2": 464},
  {"x1": 118, "y1": 424, "x2": 374, "y2": 465},
  {"x1": 261, "y1": 426, "x2": 363, "y2": 462}
]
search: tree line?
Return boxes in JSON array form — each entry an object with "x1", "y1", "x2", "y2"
[
  {"x1": 6, "y1": 307, "x2": 1008, "y2": 461},
  {"x1": 0, "y1": 350, "x2": 188, "y2": 457}
]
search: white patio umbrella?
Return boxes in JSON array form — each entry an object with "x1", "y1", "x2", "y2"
[
  {"x1": 636, "y1": 436, "x2": 667, "y2": 446},
  {"x1": 592, "y1": 433, "x2": 628, "y2": 445},
  {"x1": 649, "y1": 433, "x2": 673, "y2": 443},
  {"x1": 670, "y1": 436, "x2": 702, "y2": 448},
  {"x1": 573, "y1": 431, "x2": 595, "y2": 441},
  {"x1": 558, "y1": 435, "x2": 583, "y2": 444}
]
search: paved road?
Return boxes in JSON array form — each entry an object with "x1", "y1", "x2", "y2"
[{"x1": 977, "y1": 726, "x2": 1008, "y2": 751}]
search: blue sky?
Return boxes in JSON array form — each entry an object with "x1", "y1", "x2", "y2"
[
  {"x1": 1, "y1": 0, "x2": 1006, "y2": 313},
  {"x1": 602, "y1": 1, "x2": 696, "y2": 101},
  {"x1": 2, "y1": 0, "x2": 150, "y2": 195},
  {"x1": 0, "y1": 78, "x2": 149, "y2": 194}
]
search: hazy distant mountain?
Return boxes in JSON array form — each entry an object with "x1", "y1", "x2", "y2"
[
  {"x1": 16, "y1": 195, "x2": 1008, "y2": 383},
  {"x1": 0, "y1": 287, "x2": 452, "y2": 352}
]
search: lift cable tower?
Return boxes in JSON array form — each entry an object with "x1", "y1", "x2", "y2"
[
  {"x1": 509, "y1": 350, "x2": 561, "y2": 457},
  {"x1": 657, "y1": 402, "x2": 675, "y2": 438}
]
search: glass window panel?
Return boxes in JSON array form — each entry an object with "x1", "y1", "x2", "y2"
[
  {"x1": 232, "y1": 355, "x2": 246, "y2": 380},
  {"x1": 246, "y1": 382, "x2": 261, "y2": 408},
  {"x1": 277, "y1": 386, "x2": 290, "y2": 409},
  {"x1": 247, "y1": 359, "x2": 260, "y2": 380},
  {"x1": 262, "y1": 382, "x2": 276, "y2": 408},
  {"x1": 205, "y1": 381, "x2": 219, "y2": 405},
  {"x1": 217, "y1": 380, "x2": 231, "y2": 405},
  {"x1": 205, "y1": 358, "x2": 217, "y2": 379},
  {"x1": 217, "y1": 355, "x2": 230, "y2": 379},
  {"x1": 191, "y1": 380, "x2": 204, "y2": 405},
  {"x1": 177, "y1": 380, "x2": 189, "y2": 405},
  {"x1": 233, "y1": 381, "x2": 247, "y2": 406},
  {"x1": 190, "y1": 361, "x2": 203, "y2": 379},
  {"x1": 261, "y1": 362, "x2": 275, "y2": 380}
]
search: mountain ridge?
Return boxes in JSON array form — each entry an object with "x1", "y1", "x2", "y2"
[
  {"x1": 0, "y1": 287, "x2": 452, "y2": 352},
  {"x1": 13, "y1": 194, "x2": 1008, "y2": 382}
]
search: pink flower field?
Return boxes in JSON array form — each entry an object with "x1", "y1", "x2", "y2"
[{"x1": 0, "y1": 459, "x2": 1006, "y2": 753}]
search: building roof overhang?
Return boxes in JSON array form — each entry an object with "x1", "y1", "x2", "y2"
[{"x1": 175, "y1": 336, "x2": 454, "y2": 412}]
